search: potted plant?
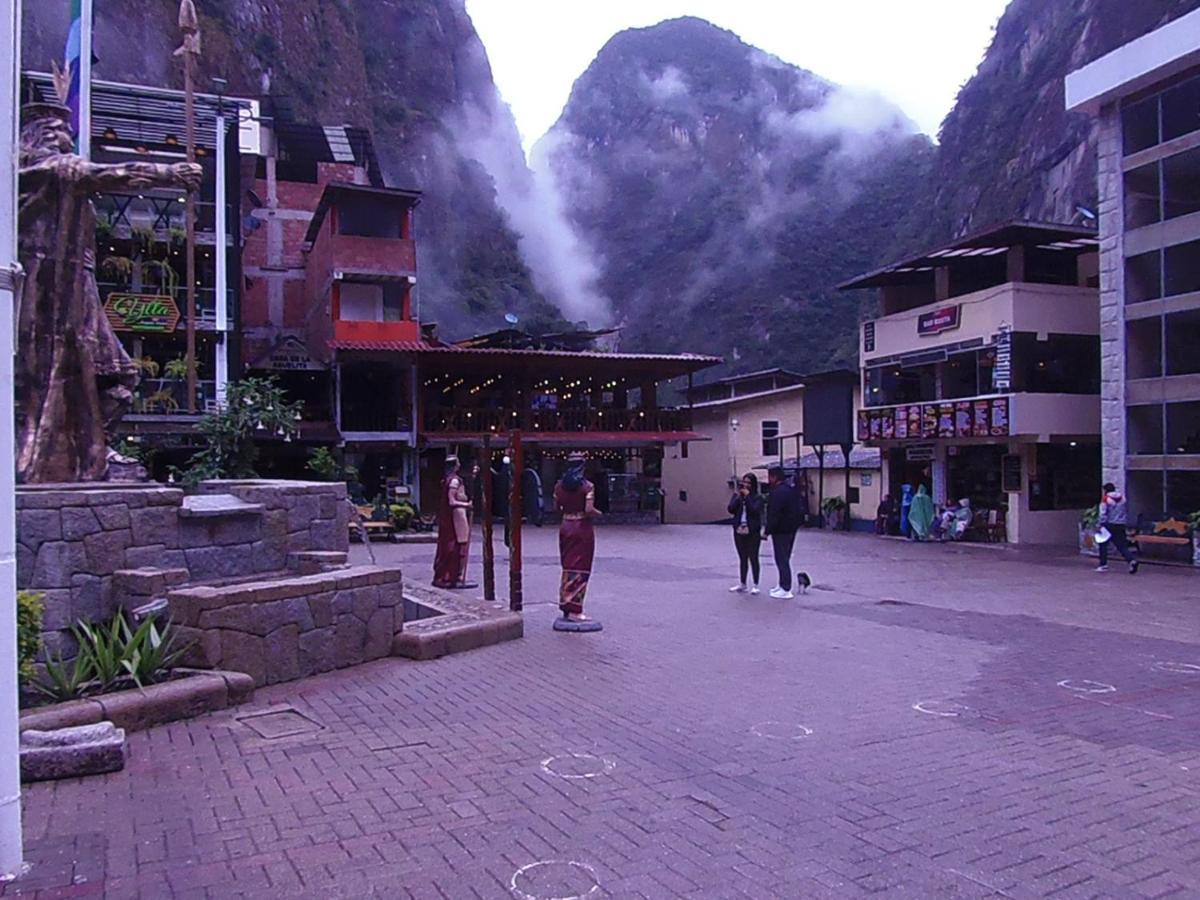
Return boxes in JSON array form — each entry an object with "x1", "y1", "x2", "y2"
[
  {"x1": 821, "y1": 496, "x2": 848, "y2": 530},
  {"x1": 1079, "y1": 505, "x2": 1101, "y2": 555},
  {"x1": 1189, "y1": 511, "x2": 1200, "y2": 567},
  {"x1": 390, "y1": 500, "x2": 417, "y2": 531}
]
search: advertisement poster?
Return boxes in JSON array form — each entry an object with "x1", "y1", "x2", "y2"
[
  {"x1": 922, "y1": 404, "x2": 938, "y2": 438},
  {"x1": 938, "y1": 403, "x2": 955, "y2": 438},
  {"x1": 894, "y1": 407, "x2": 908, "y2": 440},
  {"x1": 955, "y1": 402, "x2": 972, "y2": 437},
  {"x1": 991, "y1": 397, "x2": 1009, "y2": 435},
  {"x1": 974, "y1": 400, "x2": 990, "y2": 437},
  {"x1": 857, "y1": 410, "x2": 869, "y2": 441},
  {"x1": 870, "y1": 412, "x2": 883, "y2": 439},
  {"x1": 881, "y1": 411, "x2": 895, "y2": 439},
  {"x1": 909, "y1": 406, "x2": 923, "y2": 439}
]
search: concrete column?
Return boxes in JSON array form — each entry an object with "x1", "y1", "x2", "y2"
[
  {"x1": 0, "y1": 0, "x2": 25, "y2": 877},
  {"x1": 1096, "y1": 106, "x2": 1128, "y2": 491},
  {"x1": 214, "y1": 111, "x2": 228, "y2": 406},
  {"x1": 932, "y1": 447, "x2": 948, "y2": 505}
]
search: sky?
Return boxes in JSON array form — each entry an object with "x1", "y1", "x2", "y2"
[{"x1": 465, "y1": 0, "x2": 1012, "y2": 153}]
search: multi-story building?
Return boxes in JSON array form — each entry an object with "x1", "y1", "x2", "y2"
[
  {"x1": 841, "y1": 222, "x2": 1102, "y2": 544},
  {"x1": 23, "y1": 73, "x2": 259, "y2": 464},
  {"x1": 662, "y1": 369, "x2": 881, "y2": 526},
  {"x1": 1066, "y1": 9, "x2": 1200, "y2": 521}
]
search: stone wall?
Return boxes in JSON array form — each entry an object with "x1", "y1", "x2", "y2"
[
  {"x1": 17, "y1": 480, "x2": 350, "y2": 660},
  {"x1": 170, "y1": 566, "x2": 403, "y2": 686},
  {"x1": 1096, "y1": 103, "x2": 1127, "y2": 489}
]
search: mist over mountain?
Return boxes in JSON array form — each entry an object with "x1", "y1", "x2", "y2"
[{"x1": 538, "y1": 17, "x2": 934, "y2": 372}]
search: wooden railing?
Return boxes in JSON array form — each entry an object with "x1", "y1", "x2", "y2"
[{"x1": 423, "y1": 407, "x2": 693, "y2": 434}]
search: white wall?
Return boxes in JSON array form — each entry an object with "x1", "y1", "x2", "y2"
[{"x1": 339, "y1": 281, "x2": 383, "y2": 321}]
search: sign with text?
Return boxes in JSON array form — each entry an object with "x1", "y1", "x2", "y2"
[
  {"x1": 863, "y1": 321, "x2": 876, "y2": 353},
  {"x1": 858, "y1": 397, "x2": 1010, "y2": 442},
  {"x1": 992, "y1": 324, "x2": 1012, "y2": 392},
  {"x1": 917, "y1": 305, "x2": 961, "y2": 337},
  {"x1": 103, "y1": 293, "x2": 180, "y2": 333},
  {"x1": 266, "y1": 336, "x2": 323, "y2": 371}
]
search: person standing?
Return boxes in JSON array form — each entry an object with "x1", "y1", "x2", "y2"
[
  {"x1": 765, "y1": 466, "x2": 804, "y2": 599},
  {"x1": 728, "y1": 473, "x2": 764, "y2": 594},
  {"x1": 1097, "y1": 482, "x2": 1139, "y2": 574},
  {"x1": 432, "y1": 456, "x2": 476, "y2": 589},
  {"x1": 908, "y1": 485, "x2": 935, "y2": 541},
  {"x1": 554, "y1": 453, "x2": 602, "y2": 630}
]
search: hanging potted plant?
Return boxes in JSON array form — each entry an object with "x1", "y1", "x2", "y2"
[{"x1": 1079, "y1": 505, "x2": 1101, "y2": 556}]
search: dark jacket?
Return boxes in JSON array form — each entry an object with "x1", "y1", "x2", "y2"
[
  {"x1": 728, "y1": 492, "x2": 764, "y2": 535},
  {"x1": 766, "y1": 480, "x2": 804, "y2": 535}
]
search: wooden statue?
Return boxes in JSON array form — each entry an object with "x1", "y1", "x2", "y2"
[{"x1": 16, "y1": 103, "x2": 201, "y2": 483}]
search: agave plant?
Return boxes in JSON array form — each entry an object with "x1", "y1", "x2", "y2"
[
  {"x1": 74, "y1": 616, "x2": 128, "y2": 693},
  {"x1": 32, "y1": 648, "x2": 96, "y2": 703},
  {"x1": 120, "y1": 615, "x2": 189, "y2": 688}
]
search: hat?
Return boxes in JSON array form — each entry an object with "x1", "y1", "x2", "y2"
[
  {"x1": 567, "y1": 451, "x2": 586, "y2": 462},
  {"x1": 21, "y1": 102, "x2": 72, "y2": 127},
  {"x1": 445, "y1": 454, "x2": 459, "y2": 464}
]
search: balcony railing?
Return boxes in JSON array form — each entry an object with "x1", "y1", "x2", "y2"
[
  {"x1": 130, "y1": 379, "x2": 218, "y2": 416},
  {"x1": 423, "y1": 407, "x2": 693, "y2": 435},
  {"x1": 95, "y1": 193, "x2": 232, "y2": 240}
]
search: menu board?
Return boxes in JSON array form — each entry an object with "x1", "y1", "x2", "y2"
[{"x1": 858, "y1": 397, "x2": 1012, "y2": 442}]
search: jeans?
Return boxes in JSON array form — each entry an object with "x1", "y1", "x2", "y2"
[
  {"x1": 771, "y1": 531, "x2": 797, "y2": 592},
  {"x1": 1099, "y1": 523, "x2": 1136, "y2": 566},
  {"x1": 733, "y1": 531, "x2": 761, "y2": 585}
]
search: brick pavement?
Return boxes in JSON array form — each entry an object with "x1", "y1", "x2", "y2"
[{"x1": 5, "y1": 526, "x2": 1200, "y2": 898}]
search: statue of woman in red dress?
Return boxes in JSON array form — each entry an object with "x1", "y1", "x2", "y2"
[
  {"x1": 553, "y1": 453, "x2": 602, "y2": 632},
  {"x1": 433, "y1": 456, "x2": 475, "y2": 589}
]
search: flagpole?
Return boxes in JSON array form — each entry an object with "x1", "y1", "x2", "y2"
[{"x1": 78, "y1": 0, "x2": 92, "y2": 159}]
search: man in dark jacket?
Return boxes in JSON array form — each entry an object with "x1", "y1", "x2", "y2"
[{"x1": 765, "y1": 466, "x2": 805, "y2": 598}]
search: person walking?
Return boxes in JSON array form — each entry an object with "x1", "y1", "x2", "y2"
[
  {"x1": 765, "y1": 466, "x2": 805, "y2": 599},
  {"x1": 728, "y1": 473, "x2": 764, "y2": 594},
  {"x1": 1097, "y1": 482, "x2": 1139, "y2": 574}
]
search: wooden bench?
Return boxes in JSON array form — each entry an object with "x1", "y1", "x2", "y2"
[
  {"x1": 1131, "y1": 516, "x2": 1193, "y2": 563},
  {"x1": 348, "y1": 506, "x2": 397, "y2": 543}
]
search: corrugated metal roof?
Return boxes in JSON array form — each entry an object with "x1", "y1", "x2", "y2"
[{"x1": 331, "y1": 339, "x2": 721, "y2": 367}]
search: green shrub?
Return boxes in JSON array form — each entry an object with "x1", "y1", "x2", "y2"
[
  {"x1": 390, "y1": 500, "x2": 416, "y2": 529},
  {"x1": 16, "y1": 590, "x2": 44, "y2": 681},
  {"x1": 1080, "y1": 506, "x2": 1100, "y2": 530}
]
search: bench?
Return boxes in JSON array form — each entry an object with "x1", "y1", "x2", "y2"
[
  {"x1": 1131, "y1": 516, "x2": 1193, "y2": 563},
  {"x1": 348, "y1": 505, "x2": 397, "y2": 543}
]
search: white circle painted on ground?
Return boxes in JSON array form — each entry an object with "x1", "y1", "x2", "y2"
[
  {"x1": 1057, "y1": 679, "x2": 1116, "y2": 694},
  {"x1": 509, "y1": 860, "x2": 600, "y2": 900},
  {"x1": 750, "y1": 721, "x2": 813, "y2": 740},
  {"x1": 1153, "y1": 661, "x2": 1200, "y2": 675},
  {"x1": 539, "y1": 753, "x2": 617, "y2": 780},
  {"x1": 912, "y1": 700, "x2": 971, "y2": 718}
]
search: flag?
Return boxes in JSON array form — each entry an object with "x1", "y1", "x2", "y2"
[{"x1": 63, "y1": 0, "x2": 93, "y2": 154}]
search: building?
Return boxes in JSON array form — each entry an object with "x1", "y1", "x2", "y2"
[
  {"x1": 840, "y1": 222, "x2": 1103, "y2": 544},
  {"x1": 662, "y1": 369, "x2": 882, "y2": 526},
  {"x1": 1066, "y1": 9, "x2": 1200, "y2": 520},
  {"x1": 23, "y1": 72, "x2": 259, "y2": 465}
]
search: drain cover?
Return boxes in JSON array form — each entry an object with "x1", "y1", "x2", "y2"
[{"x1": 237, "y1": 708, "x2": 322, "y2": 739}]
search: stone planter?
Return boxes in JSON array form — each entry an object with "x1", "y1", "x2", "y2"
[{"x1": 18, "y1": 668, "x2": 254, "y2": 734}]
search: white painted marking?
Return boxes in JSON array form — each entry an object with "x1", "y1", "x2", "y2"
[
  {"x1": 1057, "y1": 679, "x2": 1116, "y2": 694},
  {"x1": 912, "y1": 700, "x2": 971, "y2": 718},
  {"x1": 539, "y1": 753, "x2": 617, "y2": 780},
  {"x1": 1153, "y1": 661, "x2": 1200, "y2": 675},
  {"x1": 750, "y1": 721, "x2": 813, "y2": 740},
  {"x1": 509, "y1": 860, "x2": 600, "y2": 900}
]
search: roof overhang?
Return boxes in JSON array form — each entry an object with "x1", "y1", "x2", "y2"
[
  {"x1": 1066, "y1": 9, "x2": 1200, "y2": 114},
  {"x1": 304, "y1": 182, "x2": 423, "y2": 244},
  {"x1": 421, "y1": 432, "x2": 709, "y2": 448}
]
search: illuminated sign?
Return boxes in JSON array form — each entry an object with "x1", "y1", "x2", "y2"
[
  {"x1": 858, "y1": 397, "x2": 1010, "y2": 442},
  {"x1": 103, "y1": 293, "x2": 180, "y2": 333},
  {"x1": 917, "y1": 305, "x2": 961, "y2": 336}
]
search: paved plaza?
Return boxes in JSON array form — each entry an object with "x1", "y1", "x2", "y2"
[{"x1": 6, "y1": 526, "x2": 1200, "y2": 899}]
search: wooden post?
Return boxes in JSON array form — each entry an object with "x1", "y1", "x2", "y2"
[
  {"x1": 508, "y1": 431, "x2": 523, "y2": 612},
  {"x1": 479, "y1": 437, "x2": 495, "y2": 603},
  {"x1": 178, "y1": 2, "x2": 200, "y2": 412}
]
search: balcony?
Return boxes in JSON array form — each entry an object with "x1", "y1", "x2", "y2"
[
  {"x1": 862, "y1": 283, "x2": 1098, "y2": 364},
  {"x1": 129, "y1": 379, "x2": 218, "y2": 417},
  {"x1": 95, "y1": 193, "x2": 232, "y2": 243},
  {"x1": 423, "y1": 407, "x2": 694, "y2": 436}
]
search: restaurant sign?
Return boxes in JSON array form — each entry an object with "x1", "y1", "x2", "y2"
[
  {"x1": 103, "y1": 293, "x2": 181, "y2": 333},
  {"x1": 265, "y1": 336, "x2": 323, "y2": 371},
  {"x1": 858, "y1": 397, "x2": 1010, "y2": 442},
  {"x1": 917, "y1": 305, "x2": 961, "y2": 337}
]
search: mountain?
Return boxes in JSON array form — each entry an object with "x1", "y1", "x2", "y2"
[
  {"x1": 538, "y1": 17, "x2": 934, "y2": 373},
  {"x1": 19, "y1": 0, "x2": 566, "y2": 337},
  {"x1": 905, "y1": 0, "x2": 1200, "y2": 245}
]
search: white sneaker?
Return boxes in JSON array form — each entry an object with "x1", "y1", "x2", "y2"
[
  {"x1": 769, "y1": 587, "x2": 794, "y2": 599},
  {"x1": 1094, "y1": 565, "x2": 1108, "y2": 572},
  {"x1": 729, "y1": 584, "x2": 747, "y2": 593},
  {"x1": 750, "y1": 586, "x2": 760, "y2": 595}
]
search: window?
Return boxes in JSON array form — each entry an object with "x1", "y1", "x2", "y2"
[
  {"x1": 1127, "y1": 316, "x2": 1163, "y2": 380},
  {"x1": 1121, "y1": 74, "x2": 1200, "y2": 155},
  {"x1": 337, "y1": 194, "x2": 403, "y2": 238},
  {"x1": 339, "y1": 282, "x2": 383, "y2": 321},
  {"x1": 1167, "y1": 309, "x2": 1200, "y2": 376},
  {"x1": 1124, "y1": 162, "x2": 1160, "y2": 229},
  {"x1": 1162, "y1": 76, "x2": 1200, "y2": 144},
  {"x1": 1125, "y1": 251, "x2": 1162, "y2": 304},
  {"x1": 382, "y1": 284, "x2": 407, "y2": 322},
  {"x1": 1029, "y1": 444, "x2": 1101, "y2": 511},
  {"x1": 1123, "y1": 96, "x2": 1159, "y2": 155},
  {"x1": 1010, "y1": 334, "x2": 1100, "y2": 394},
  {"x1": 1163, "y1": 147, "x2": 1200, "y2": 221},
  {"x1": 1164, "y1": 238, "x2": 1200, "y2": 298},
  {"x1": 761, "y1": 421, "x2": 780, "y2": 457},
  {"x1": 1166, "y1": 401, "x2": 1200, "y2": 454},
  {"x1": 1127, "y1": 404, "x2": 1164, "y2": 455}
]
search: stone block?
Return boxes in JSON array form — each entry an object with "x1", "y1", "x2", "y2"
[
  {"x1": 142, "y1": 488, "x2": 185, "y2": 507},
  {"x1": 282, "y1": 597, "x2": 315, "y2": 631},
  {"x1": 309, "y1": 519, "x2": 341, "y2": 550},
  {"x1": 94, "y1": 503, "x2": 132, "y2": 531},
  {"x1": 219, "y1": 670, "x2": 255, "y2": 704},
  {"x1": 20, "y1": 722, "x2": 126, "y2": 782},
  {"x1": 17, "y1": 490, "x2": 88, "y2": 510},
  {"x1": 83, "y1": 529, "x2": 133, "y2": 576},
  {"x1": 174, "y1": 626, "x2": 222, "y2": 668},
  {"x1": 287, "y1": 529, "x2": 314, "y2": 552},
  {"x1": 16, "y1": 543, "x2": 34, "y2": 587},
  {"x1": 213, "y1": 516, "x2": 263, "y2": 547},
  {"x1": 40, "y1": 629, "x2": 79, "y2": 662},
  {"x1": 352, "y1": 589, "x2": 378, "y2": 622},
  {"x1": 96, "y1": 674, "x2": 228, "y2": 731},
  {"x1": 32, "y1": 541, "x2": 89, "y2": 589},
  {"x1": 299, "y1": 627, "x2": 337, "y2": 676},
  {"x1": 61, "y1": 507, "x2": 103, "y2": 541},
  {"x1": 288, "y1": 495, "x2": 322, "y2": 532},
  {"x1": 318, "y1": 493, "x2": 340, "y2": 519},
  {"x1": 129, "y1": 506, "x2": 179, "y2": 548},
  {"x1": 19, "y1": 699, "x2": 105, "y2": 733},
  {"x1": 17, "y1": 509, "x2": 62, "y2": 549},
  {"x1": 364, "y1": 608, "x2": 395, "y2": 660},
  {"x1": 251, "y1": 539, "x2": 287, "y2": 573},
  {"x1": 331, "y1": 589, "x2": 357, "y2": 616},
  {"x1": 39, "y1": 589, "x2": 74, "y2": 632},
  {"x1": 70, "y1": 574, "x2": 104, "y2": 623},
  {"x1": 263, "y1": 624, "x2": 301, "y2": 684},
  {"x1": 184, "y1": 544, "x2": 255, "y2": 581},
  {"x1": 199, "y1": 600, "x2": 285, "y2": 637},
  {"x1": 308, "y1": 594, "x2": 334, "y2": 628},
  {"x1": 218, "y1": 630, "x2": 267, "y2": 686},
  {"x1": 334, "y1": 614, "x2": 366, "y2": 667}
]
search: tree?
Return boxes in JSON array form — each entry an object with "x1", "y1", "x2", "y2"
[{"x1": 178, "y1": 377, "x2": 302, "y2": 484}]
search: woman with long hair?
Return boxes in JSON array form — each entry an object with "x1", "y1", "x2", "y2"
[
  {"x1": 727, "y1": 472, "x2": 764, "y2": 594},
  {"x1": 554, "y1": 452, "x2": 602, "y2": 631},
  {"x1": 432, "y1": 455, "x2": 475, "y2": 589}
]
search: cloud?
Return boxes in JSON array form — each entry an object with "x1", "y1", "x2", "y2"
[
  {"x1": 643, "y1": 65, "x2": 688, "y2": 102},
  {"x1": 452, "y1": 91, "x2": 612, "y2": 327},
  {"x1": 765, "y1": 84, "x2": 917, "y2": 159}
]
